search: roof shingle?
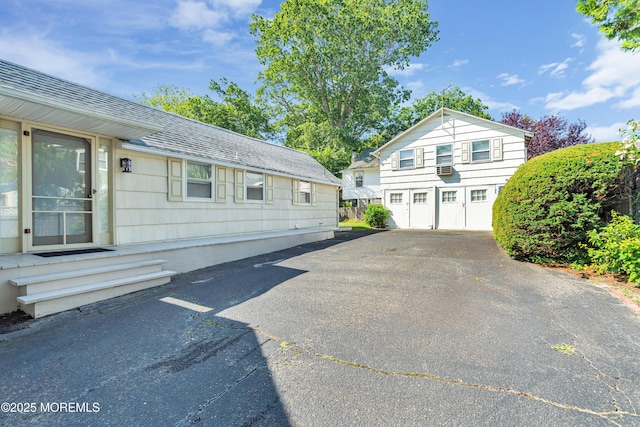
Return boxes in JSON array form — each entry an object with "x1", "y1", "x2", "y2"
[{"x1": 0, "y1": 59, "x2": 340, "y2": 185}]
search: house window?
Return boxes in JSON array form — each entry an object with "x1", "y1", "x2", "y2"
[
  {"x1": 390, "y1": 193, "x2": 403, "y2": 204},
  {"x1": 471, "y1": 140, "x2": 491, "y2": 162},
  {"x1": 355, "y1": 171, "x2": 364, "y2": 188},
  {"x1": 442, "y1": 191, "x2": 457, "y2": 203},
  {"x1": 187, "y1": 162, "x2": 213, "y2": 199},
  {"x1": 471, "y1": 189, "x2": 487, "y2": 202},
  {"x1": 436, "y1": 144, "x2": 453, "y2": 165},
  {"x1": 246, "y1": 171, "x2": 264, "y2": 201},
  {"x1": 413, "y1": 192, "x2": 428, "y2": 204},
  {"x1": 399, "y1": 149, "x2": 414, "y2": 169},
  {"x1": 299, "y1": 180, "x2": 311, "y2": 204}
]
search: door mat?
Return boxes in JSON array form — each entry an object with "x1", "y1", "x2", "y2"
[{"x1": 34, "y1": 248, "x2": 114, "y2": 258}]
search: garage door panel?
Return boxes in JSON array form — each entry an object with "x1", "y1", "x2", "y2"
[{"x1": 409, "y1": 190, "x2": 432, "y2": 229}]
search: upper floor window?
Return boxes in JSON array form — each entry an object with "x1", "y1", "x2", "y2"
[
  {"x1": 399, "y1": 149, "x2": 414, "y2": 169},
  {"x1": 436, "y1": 144, "x2": 453, "y2": 165},
  {"x1": 355, "y1": 171, "x2": 364, "y2": 188},
  {"x1": 246, "y1": 171, "x2": 264, "y2": 201},
  {"x1": 187, "y1": 162, "x2": 213, "y2": 199},
  {"x1": 471, "y1": 140, "x2": 491, "y2": 162}
]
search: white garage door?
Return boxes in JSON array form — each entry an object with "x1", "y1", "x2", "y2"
[
  {"x1": 436, "y1": 187, "x2": 465, "y2": 229},
  {"x1": 386, "y1": 190, "x2": 409, "y2": 228},
  {"x1": 409, "y1": 189, "x2": 433, "y2": 229},
  {"x1": 465, "y1": 187, "x2": 494, "y2": 230},
  {"x1": 435, "y1": 186, "x2": 494, "y2": 230}
]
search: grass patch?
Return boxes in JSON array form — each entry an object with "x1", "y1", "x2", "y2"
[
  {"x1": 551, "y1": 343, "x2": 576, "y2": 355},
  {"x1": 339, "y1": 220, "x2": 373, "y2": 230}
]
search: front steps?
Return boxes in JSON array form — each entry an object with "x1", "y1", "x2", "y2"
[{"x1": 10, "y1": 259, "x2": 176, "y2": 318}]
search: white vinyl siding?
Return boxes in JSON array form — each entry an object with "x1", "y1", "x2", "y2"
[
  {"x1": 115, "y1": 154, "x2": 339, "y2": 245},
  {"x1": 377, "y1": 109, "x2": 528, "y2": 231}
]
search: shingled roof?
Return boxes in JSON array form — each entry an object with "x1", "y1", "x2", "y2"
[{"x1": 0, "y1": 59, "x2": 340, "y2": 186}]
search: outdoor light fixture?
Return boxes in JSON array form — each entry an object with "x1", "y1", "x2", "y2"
[{"x1": 120, "y1": 157, "x2": 132, "y2": 173}]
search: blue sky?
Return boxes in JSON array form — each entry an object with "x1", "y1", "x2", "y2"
[{"x1": 1, "y1": 0, "x2": 639, "y2": 141}]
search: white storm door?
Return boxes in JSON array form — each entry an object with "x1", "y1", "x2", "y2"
[{"x1": 30, "y1": 129, "x2": 95, "y2": 248}]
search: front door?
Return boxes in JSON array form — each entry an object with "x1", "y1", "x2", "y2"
[{"x1": 31, "y1": 129, "x2": 94, "y2": 248}]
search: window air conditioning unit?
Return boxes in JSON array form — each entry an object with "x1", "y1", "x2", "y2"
[{"x1": 436, "y1": 165, "x2": 453, "y2": 176}]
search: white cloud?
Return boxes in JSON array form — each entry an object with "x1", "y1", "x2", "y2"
[
  {"x1": 617, "y1": 87, "x2": 640, "y2": 109},
  {"x1": 543, "y1": 38, "x2": 640, "y2": 110},
  {"x1": 0, "y1": 33, "x2": 106, "y2": 87},
  {"x1": 571, "y1": 33, "x2": 586, "y2": 49},
  {"x1": 449, "y1": 59, "x2": 468, "y2": 69},
  {"x1": 497, "y1": 73, "x2": 527, "y2": 87},
  {"x1": 586, "y1": 121, "x2": 627, "y2": 142},
  {"x1": 202, "y1": 29, "x2": 234, "y2": 47},
  {"x1": 210, "y1": 0, "x2": 262, "y2": 17},
  {"x1": 385, "y1": 63, "x2": 426, "y2": 77},
  {"x1": 170, "y1": 1, "x2": 227, "y2": 30},
  {"x1": 538, "y1": 58, "x2": 573, "y2": 78},
  {"x1": 466, "y1": 88, "x2": 519, "y2": 113}
]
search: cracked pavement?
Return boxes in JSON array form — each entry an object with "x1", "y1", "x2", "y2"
[{"x1": 1, "y1": 230, "x2": 640, "y2": 426}]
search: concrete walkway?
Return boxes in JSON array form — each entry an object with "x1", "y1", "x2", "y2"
[{"x1": 1, "y1": 230, "x2": 639, "y2": 426}]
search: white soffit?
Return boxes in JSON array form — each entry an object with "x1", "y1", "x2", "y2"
[{"x1": 0, "y1": 86, "x2": 163, "y2": 139}]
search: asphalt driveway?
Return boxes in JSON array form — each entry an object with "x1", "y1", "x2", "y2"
[{"x1": 1, "y1": 230, "x2": 640, "y2": 426}]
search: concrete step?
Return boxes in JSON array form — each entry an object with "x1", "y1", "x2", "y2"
[
  {"x1": 17, "y1": 270, "x2": 176, "y2": 318},
  {"x1": 10, "y1": 259, "x2": 168, "y2": 293}
]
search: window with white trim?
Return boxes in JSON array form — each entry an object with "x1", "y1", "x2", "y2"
[
  {"x1": 246, "y1": 171, "x2": 264, "y2": 201},
  {"x1": 442, "y1": 191, "x2": 457, "y2": 203},
  {"x1": 413, "y1": 192, "x2": 428, "y2": 204},
  {"x1": 436, "y1": 144, "x2": 453, "y2": 165},
  {"x1": 471, "y1": 140, "x2": 491, "y2": 162},
  {"x1": 187, "y1": 161, "x2": 213, "y2": 199},
  {"x1": 299, "y1": 180, "x2": 311, "y2": 204},
  {"x1": 470, "y1": 189, "x2": 487, "y2": 202},
  {"x1": 399, "y1": 149, "x2": 414, "y2": 169},
  {"x1": 390, "y1": 193, "x2": 403, "y2": 204},
  {"x1": 355, "y1": 171, "x2": 363, "y2": 188}
]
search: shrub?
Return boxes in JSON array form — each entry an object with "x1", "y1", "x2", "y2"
[
  {"x1": 493, "y1": 142, "x2": 628, "y2": 264},
  {"x1": 364, "y1": 204, "x2": 390, "y2": 228},
  {"x1": 587, "y1": 211, "x2": 640, "y2": 283}
]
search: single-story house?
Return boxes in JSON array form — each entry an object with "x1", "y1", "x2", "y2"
[
  {"x1": 0, "y1": 59, "x2": 341, "y2": 317},
  {"x1": 373, "y1": 108, "x2": 533, "y2": 230}
]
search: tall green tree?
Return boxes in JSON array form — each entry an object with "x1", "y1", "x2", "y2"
[
  {"x1": 577, "y1": 0, "x2": 640, "y2": 51},
  {"x1": 251, "y1": 0, "x2": 439, "y2": 172},
  {"x1": 369, "y1": 86, "x2": 491, "y2": 146},
  {"x1": 135, "y1": 80, "x2": 274, "y2": 140}
]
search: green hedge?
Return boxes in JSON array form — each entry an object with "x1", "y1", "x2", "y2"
[{"x1": 493, "y1": 142, "x2": 627, "y2": 263}]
